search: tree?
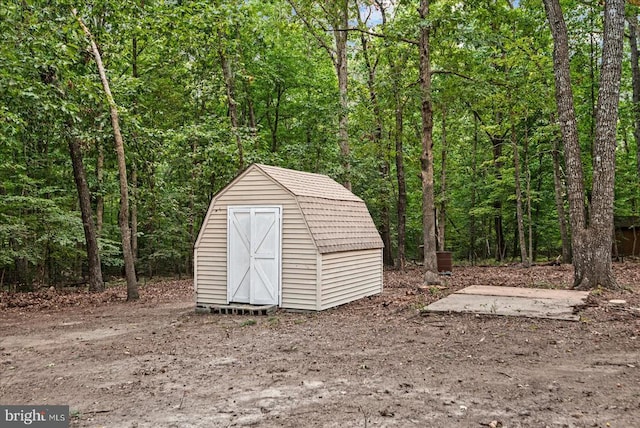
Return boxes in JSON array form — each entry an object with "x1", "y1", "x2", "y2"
[
  {"x1": 74, "y1": 9, "x2": 139, "y2": 300},
  {"x1": 419, "y1": 0, "x2": 438, "y2": 274},
  {"x1": 543, "y1": 0, "x2": 625, "y2": 288},
  {"x1": 628, "y1": 13, "x2": 640, "y2": 182},
  {"x1": 68, "y1": 133, "x2": 104, "y2": 292},
  {"x1": 552, "y1": 134, "x2": 571, "y2": 263},
  {"x1": 437, "y1": 105, "x2": 447, "y2": 253},
  {"x1": 218, "y1": 27, "x2": 245, "y2": 171},
  {"x1": 356, "y1": 3, "x2": 394, "y2": 266},
  {"x1": 287, "y1": 0, "x2": 352, "y2": 189}
]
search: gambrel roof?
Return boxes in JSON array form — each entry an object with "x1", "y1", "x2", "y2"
[{"x1": 241, "y1": 164, "x2": 383, "y2": 254}]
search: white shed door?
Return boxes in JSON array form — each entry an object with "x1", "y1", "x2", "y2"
[{"x1": 227, "y1": 207, "x2": 281, "y2": 305}]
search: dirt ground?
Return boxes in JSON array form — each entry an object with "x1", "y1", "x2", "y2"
[{"x1": 1, "y1": 264, "x2": 640, "y2": 428}]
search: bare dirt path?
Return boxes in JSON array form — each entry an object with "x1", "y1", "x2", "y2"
[{"x1": 1, "y1": 265, "x2": 639, "y2": 427}]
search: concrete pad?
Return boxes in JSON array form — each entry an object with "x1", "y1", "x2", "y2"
[
  {"x1": 457, "y1": 285, "x2": 589, "y2": 304},
  {"x1": 424, "y1": 286, "x2": 590, "y2": 321}
]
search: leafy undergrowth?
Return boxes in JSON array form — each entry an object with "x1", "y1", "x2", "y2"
[{"x1": 0, "y1": 278, "x2": 193, "y2": 311}]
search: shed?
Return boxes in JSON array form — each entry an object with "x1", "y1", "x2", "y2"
[{"x1": 194, "y1": 163, "x2": 384, "y2": 311}]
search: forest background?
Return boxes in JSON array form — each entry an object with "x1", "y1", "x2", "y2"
[{"x1": 2, "y1": 0, "x2": 640, "y2": 292}]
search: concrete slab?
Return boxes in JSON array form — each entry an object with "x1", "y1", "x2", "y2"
[
  {"x1": 424, "y1": 286, "x2": 589, "y2": 321},
  {"x1": 457, "y1": 285, "x2": 589, "y2": 304}
]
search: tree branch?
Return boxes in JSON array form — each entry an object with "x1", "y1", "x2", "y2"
[
  {"x1": 334, "y1": 26, "x2": 418, "y2": 46},
  {"x1": 431, "y1": 69, "x2": 474, "y2": 81},
  {"x1": 286, "y1": 0, "x2": 336, "y2": 64}
]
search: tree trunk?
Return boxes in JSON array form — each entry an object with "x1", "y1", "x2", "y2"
[
  {"x1": 470, "y1": 115, "x2": 478, "y2": 263},
  {"x1": 388, "y1": 49, "x2": 407, "y2": 269},
  {"x1": 395, "y1": 91, "x2": 407, "y2": 271},
  {"x1": 588, "y1": 8, "x2": 597, "y2": 157},
  {"x1": 219, "y1": 40, "x2": 244, "y2": 171},
  {"x1": 380, "y1": 165, "x2": 394, "y2": 267},
  {"x1": 437, "y1": 106, "x2": 447, "y2": 252},
  {"x1": 525, "y1": 134, "x2": 534, "y2": 265},
  {"x1": 386, "y1": 48, "x2": 408, "y2": 270},
  {"x1": 131, "y1": 32, "x2": 139, "y2": 263},
  {"x1": 96, "y1": 139, "x2": 104, "y2": 236},
  {"x1": 188, "y1": 140, "x2": 197, "y2": 277},
  {"x1": 628, "y1": 15, "x2": 640, "y2": 182},
  {"x1": 268, "y1": 84, "x2": 284, "y2": 152},
  {"x1": 492, "y1": 134, "x2": 506, "y2": 261},
  {"x1": 68, "y1": 135, "x2": 104, "y2": 292},
  {"x1": 552, "y1": 137, "x2": 571, "y2": 263},
  {"x1": 147, "y1": 163, "x2": 157, "y2": 278},
  {"x1": 245, "y1": 78, "x2": 257, "y2": 140},
  {"x1": 131, "y1": 164, "x2": 138, "y2": 262},
  {"x1": 286, "y1": 0, "x2": 351, "y2": 188},
  {"x1": 543, "y1": 0, "x2": 624, "y2": 289},
  {"x1": 512, "y1": 110, "x2": 528, "y2": 265},
  {"x1": 74, "y1": 9, "x2": 139, "y2": 300},
  {"x1": 419, "y1": 0, "x2": 437, "y2": 273},
  {"x1": 357, "y1": 10, "x2": 393, "y2": 266},
  {"x1": 471, "y1": 108, "x2": 506, "y2": 261},
  {"x1": 585, "y1": 0, "x2": 624, "y2": 288},
  {"x1": 335, "y1": 0, "x2": 351, "y2": 190}
]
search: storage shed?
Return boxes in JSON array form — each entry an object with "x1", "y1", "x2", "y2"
[{"x1": 194, "y1": 163, "x2": 384, "y2": 311}]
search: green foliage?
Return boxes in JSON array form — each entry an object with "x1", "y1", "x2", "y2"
[
  {"x1": 2, "y1": 0, "x2": 638, "y2": 288},
  {"x1": 0, "y1": 194, "x2": 85, "y2": 286}
]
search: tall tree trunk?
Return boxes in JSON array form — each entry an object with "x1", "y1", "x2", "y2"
[
  {"x1": 492, "y1": 134, "x2": 506, "y2": 261},
  {"x1": 380, "y1": 165, "x2": 394, "y2": 267},
  {"x1": 395, "y1": 91, "x2": 407, "y2": 271},
  {"x1": 96, "y1": 139, "x2": 104, "y2": 235},
  {"x1": 586, "y1": 0, "x2": 624, "y2": 287},
  {"x1": 74, "y1": 9, "x2": 139, "y2": 300},
  {"x1": 335, "y1": 0, "x2": 351, "y2": 190},
  {"x1": 589, "y1": 8, "x2": 597, "y2": 157},
  {"x1": 543, "y1": 0, "x2": 624, "y2": 289},
  {"x1": 357, "y1": 9, "x2": 393, "y2": 266},
  {"x1": 268, "y1": 84, "x2": 284, "y2": 152},
  {"x1": 628, "y1": 15, "x2": 640, "y2": 182},
  {"x1": 219, "y1": 40, "x2": 244, "y2": 171},
  {"x1": 437, "y1": 106, "x2": 447, "y2": 252},
  {"x1": 245, "y1": 78, "x2": 257, "y2": 140},
  {"x1": 470, "y1": 115, "x2": 479, "y2": 264},
  {"x1": 188, "y1": 141, "x2": 196, "y2": 277},
  {"x1": 68, "y1": 135, "x2": 104, "y2": 292},
  {"x1": 147, "y1": 163, "x2": 157, "y2": 278},
  {"x1": 286, "y1": 0, "x2": 351, "y2": 188},
  {"x1": 131, "y1": 31, "x2": 139, "y2": 263},
  {"x1": 512, "y1": 109, "x2": 528, "y2": 265},
  {"x1": 131, "y1": 164, "x2": 138, "y2": 262},
  {"x1": 419, "y1": 0, "x2": 437, "y2": 273},
  {"x1": 552, "y1": 137, "x2": 571, "y2": 263},
  {"x1": 388, "y1": 49, "x2": 407, "y2": 269},
  {"x1": 471, "y1": 108, "x2": 506, "y2": 261},
  {"x1": 525, "y1": 133, "x2": 534, "y2": 265}
]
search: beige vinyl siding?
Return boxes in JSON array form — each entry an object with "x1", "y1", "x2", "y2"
[
  {"x1": 194, "y1": 206, "x2": 227, "y2": 305},
  {"x1": 195, "y1": 169, "x2": 318, "y2": 310},
  {"x1": 320, "y1": 249, "x2": 383, "y2": 310}
]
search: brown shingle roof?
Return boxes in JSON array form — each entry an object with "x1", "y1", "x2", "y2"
[
  {"x1": 254, "y1": 164, "x2": 383, "y2": 254},
  {"x1": 255, "y1": 164, "x2": 362, "y2": 202}
]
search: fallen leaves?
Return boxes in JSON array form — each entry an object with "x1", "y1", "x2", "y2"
[{"x1": 0, "y1": 279, "x2": 193, "y2": 312}]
